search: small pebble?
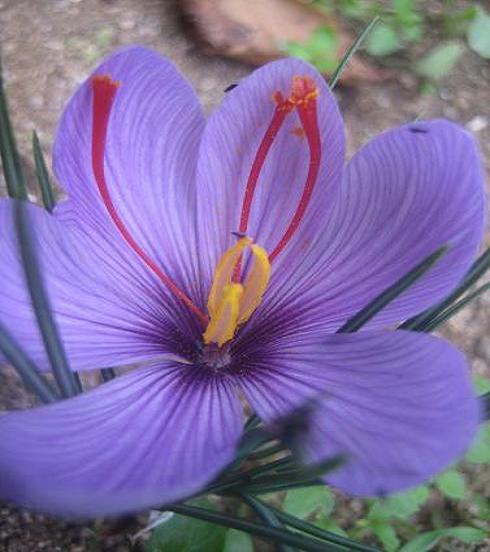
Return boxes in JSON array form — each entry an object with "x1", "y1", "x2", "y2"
[{"x1": 466, "y1": 115, "x2": 488, "y2": 133}]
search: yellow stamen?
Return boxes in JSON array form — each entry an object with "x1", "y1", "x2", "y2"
[
  {"x1": 203, "y1": 283, "x2": 243, "y2": 347},
  {"x1": 207, "y1": 237, "x2": 251, "y2": 317},
  {"x1": 238, "y1": 244, "x2": 271, "y2": 324},
  {"x1": 203, "y1": 238, "x2": 271, "y2": 347}
]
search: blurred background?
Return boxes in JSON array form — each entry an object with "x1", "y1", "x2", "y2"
[{"x1": 0, "y1": 0, "x2": 489, "y2": 550}]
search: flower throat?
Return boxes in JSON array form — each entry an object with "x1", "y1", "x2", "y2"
[{"x1": 90, "y1": 74, "x2": 321, "y2": 346}]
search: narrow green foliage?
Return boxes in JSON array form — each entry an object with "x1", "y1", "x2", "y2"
[
  {"x1": 401, "y1": 247, "x2": 490, "y2": 331},
  {"x1": 482, "y1": 392, "x2": 490, "y2": 420},
  {"x1": 100, "y1": 367, "x2": 116, "y2": 382},
  {"x1": 0, "y1": 321, "x2": 58, "y2": 403},
  {"x1": 338, "y1": 246, "x2": 448, "y2": 333},
  {"x1": 421, "y1": 282, "x2": 490, "y2": 332},
  {"x1": 0, "y1": 60, "x2": 27, "y2": 199},
  {"x1": 329, "y1": 16, "x2": 380, "y2": 88},
  {"x1": 32, "y1": 131, "x2": 56, "y2": 211},
  {"x1": 234, "y1": 456, "x2": 344, "y2": 495},
  {"x1": 168, "y1": 504, "x2": 348, "y2": 552},
  {"x1": 263, "y1": 502, "x2": 379, "y2": 552},
  {"x1": 14, "y1": 200, "x2": 80, "y2": 397},
  {"x1": 241, "y1": 494, "x2": 293, "y2": 552}
]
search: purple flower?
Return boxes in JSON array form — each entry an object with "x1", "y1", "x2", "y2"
[{"x1": 0, "y1": 46, "x2": 485, "y2": 518}]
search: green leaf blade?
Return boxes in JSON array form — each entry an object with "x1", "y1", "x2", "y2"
[
  {"x1": 0, "y1": 60, "x2": 27, "y2": 200},
  {"x1": 468, "y1": 7, "x2": 490, "y2": 59},
  {"x1": 32, "y1": 131, "x2": 56, "y2": 212},
  {"x1": 338, "y1": 245, "x2": 448, "y2": 333},
  {"x1": 415, "y1": 42, "x2": 464, "y2": 80},
  {"x1": 14, "y1": 200, "x2": 80, "y2": 397}
]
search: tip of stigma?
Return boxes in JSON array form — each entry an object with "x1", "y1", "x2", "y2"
[{"x1": 92, "y1": 74, "x2": 122, "y2": 90}]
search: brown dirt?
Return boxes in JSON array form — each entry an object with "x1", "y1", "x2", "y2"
[{"x1": 0, "y1": 0, "x2": 489, "y2": 550}]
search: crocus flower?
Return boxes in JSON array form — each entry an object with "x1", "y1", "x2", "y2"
[{"x1": 0, "y1": 46, "x2": 485, "y2": 518}]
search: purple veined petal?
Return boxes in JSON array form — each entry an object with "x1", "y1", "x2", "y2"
[
  {"x1": 0, "y1": 361, "x2": 243, "y2": 518},
  {"x1": 236, "y1": 330, "x2": 479, "y2": 496},
  {"x1": 53, "y1": 45, "x2": 207, "y2": 307},
  {"x1": 245, "y1": 120, "x2": 485, "y2": 337},
  {"x1": 0, "y1": 199, "x2": 195, "y2": 372},
  {"x1": 195, "y1": 58, "x2": 345, "y2": 296}
]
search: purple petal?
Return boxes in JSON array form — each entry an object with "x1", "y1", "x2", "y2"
[
  {"x1": 237, "y1": 330, "x2": 479, "y2": 495},
  {"x1": 247, "y1": 120, "x2": 485, "y2": 335},
  {"x1": 195, "y1": 58, "x2": 345, "y2": 295},
  {"x1": 0, "y1": 199, "x2": 192, "y2": 371},
  {"x1": 0, "y1": 362, "x2": 242, "y2": 517},
  {"x1": 54, "y1": 46, "x2": 206, "y2": 304}
]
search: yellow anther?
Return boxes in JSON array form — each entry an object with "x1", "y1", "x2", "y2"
[
  {"x1": 203, "y1": 237, "x2": 271, "y2": 347},
  {"x1": 203, "y1": 283, "x2": 243, "y2": 347},
  {"x1": 207, "y1": 237, "x2": 251, "y2": 317},
  {"x1": 238, "y1": 244, "x2": 271, "y2": 324}
]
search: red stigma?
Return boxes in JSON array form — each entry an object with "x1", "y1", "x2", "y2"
[
  {"x1": 269, "y1": 77, "x2": 321, "y2": 262},
  {"x1": 91, "y1": 75, "x2": 208, "y2": 326},
  {"x1": 236, "y1": 75, "x2": 322, "y2": 269}
]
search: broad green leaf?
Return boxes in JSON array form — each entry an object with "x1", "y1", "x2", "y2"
[
  {"x1": 223, "y1": 529, "x2": 253, "y2": 552},
  {"x1": 371, "y1": 521, "x2": 400, "y2": 552},
  {"x1": 365, "y1": 23, "x2": 401, "y2": 56},
  {"x1": 368, "y1": 486, "x2": 429, "y2": 520},
  {"x1": 283, "y1": 486, "x2": 335, "y2": 519},
  {"x1": 400, "y1": 527, "x2": 487, "y2": 552},
  {"x1": 466, "y1": 422, "x2": 490, "y2": 463},
  {"x1": 414, "y1": 42, "x2": 464, "y2": 80},
  {"x1": 286, "y1": 26, "x2": 339, "y2": 73},
  {"x1": 474, "y1": 375, "x2": 490, "y2": 395},
  {"x1": 315, "y1": 518, "x2": 349, "y2": 538},
  {"x1": 435, "y1": 469, "x2": 466, "y2": 500},
  {"x1": 468, "y1": 7, "x2": 490, "y2": 58},
  {"x1": 146, "y1": 500, "x2": 226, "y2": 552}
]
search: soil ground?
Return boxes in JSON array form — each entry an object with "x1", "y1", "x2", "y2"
[{"x1": 0, "y1": 0, "x2": 489, "y2": 550}]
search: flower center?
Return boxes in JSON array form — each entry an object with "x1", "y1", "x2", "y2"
[
  {"x1": 204, "y1": 76, "x2": 321, "y2": 346},
  {"x1": 203, "y1": 237, "x2": 271, "y2": 347},
  {"x1": 91, "y1": 73, "x2": 321, "y2": 346}
]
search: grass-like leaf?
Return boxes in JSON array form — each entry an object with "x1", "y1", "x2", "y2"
[
  {"x1": 232, "y1": 456, "x2": 344, "y2": 495},
  {"x1": 241, "y1": 494, "x2": 293, "y2": 552},
  {"x1": 338, "y1": 245, "x2": 448, "y2": 333},
  {"x1": 14, "y1": 200, "x2": 80, "y2": 397},
  {"x1": 168, "y1": 504, "x2": 349, "y2": 552},
  {"x1": 0, "y1": 60, "x2": 27, "y2": 199},
  {"x1": 421, "y1": 282, "x2": 490, "y2": 333},
  {"x1": 400, "y1": 247, "x2": 490, "y2": 331},
  {"x1": 329, "y1": 16, "x2": 380, "y2": 89},
  {"x1": 0, "y1": 321, "x2": 58, "y2": 403},
  {"x1": 265, "y1": 502, "x2": 379, "y2": 552},
  {"x1": 100, "y1": 367, "x2": 116, "y2": 382},
  {"x1": 32, "y1": 131, "x2": 56, "y2": 212},
  {"x1": 482, "y1": 392, "x2": 490, "y2": 420}
]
